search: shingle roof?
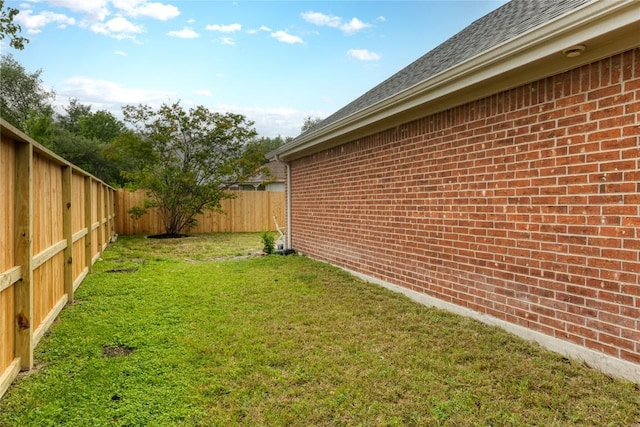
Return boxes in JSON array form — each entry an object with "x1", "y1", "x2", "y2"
[
  {"x1": 246, "y1": 161, "x2": 286, "y2": 184},
  {"x1": 299, "y1": 0, "x2": 592, "y2": 138}
]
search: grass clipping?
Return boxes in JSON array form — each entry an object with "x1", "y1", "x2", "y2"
[{"x1": 0, "y1": 233, "x2": 638, "y2": 426}]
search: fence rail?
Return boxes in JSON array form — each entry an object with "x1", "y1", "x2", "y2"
[
  {"x1": 0, "y1": 119, "x2": 116, "y2": 399},
  {"x1": 115, "y1": 189, "x2": 285, "y2": 235}
]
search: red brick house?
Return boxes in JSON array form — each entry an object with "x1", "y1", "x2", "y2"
[{"x1": 270, "y1": 0, "x2": 640, "y2": 382}]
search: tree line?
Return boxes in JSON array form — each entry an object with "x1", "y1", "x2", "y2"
[{"x1": 2, "y1": 54, "x2": 299, "y2": 186}]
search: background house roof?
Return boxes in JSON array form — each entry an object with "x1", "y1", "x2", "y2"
[
  {"x1": 245, "y1": 161, "x2": 286, "y2": 185},
  {"x1": 300, "y1": 0, "x2": 591, "y2": 138}
]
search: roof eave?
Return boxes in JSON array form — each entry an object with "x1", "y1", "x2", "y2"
[{"x1": 272, "y1": 0, "x2": 640, "y2": 162}]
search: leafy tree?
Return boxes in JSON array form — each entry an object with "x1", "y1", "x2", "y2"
[
  {"x1": 50, "y1": 128, "x2": 105, "y2": 174},
  {"x1": 57, "y1": 98, "x2": 92, "y2": 133},
  {"x1": 21, "y1": 97, "x2": 128, "y2": 185},
  {"x1": 22, "y1": 107, "x2": 56, "y2": 147},
  {"x1": 110, "y1": 101, "x2": 264, "y2": 236},
  {"x1": 0, "y1": 54, "x2": 54, "y2": 130},
  {"x1": 0, "y1": 0, "x2": 28, "y2": 50},
  {"x1": 56, "y1": 99, "x2": 124, "y2": 142},
  {"x1": 52, "y1": 100, "x2": 126, "y2": 185},
  {"x1": 255, "y1": 135, "x2": 290, "y2": 160},
  {"x1": 78, "y1": 109, "x2": 124, "y2": 142},
  {"x1": 301, "y1": 115, "x2": 323, "y2": 133}
]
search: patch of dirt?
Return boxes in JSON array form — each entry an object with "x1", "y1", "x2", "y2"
[
  {"x1": 111, "y1": 258, "x2": 145, "y2": 264},
  {"x1": 16, "y1": 361, "x2": 46, "y2": 379},
  {"x1": 102, "y1": 345, "x2": 134, "y2": 357},
  {"x1": 105, "y1": 268, "x2": 138, "y2": 274},
  {"x1": 147, "y1": 233, "x2": 190, "y2": 239}
]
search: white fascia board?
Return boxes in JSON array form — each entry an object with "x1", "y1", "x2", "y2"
[{"x1": 276, "y1": 0, "x2": 640, "y2": 161}]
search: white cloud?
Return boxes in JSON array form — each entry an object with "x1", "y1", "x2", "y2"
[
  {"x1": 247, "y1": 25, "x2": 271, "y2": 34},
  {"x1": 340, "y1": 18, "x2": 371, "y2": 35},
  {"x1": 111, "y1": 0, "x2": 180, "y2": 21},
  {"x1": 114, "y1": 50, "x2": 127, "y2": 56},
  {"x1": 215, "y1": 73, "x2": 224, "y2": 78},
  {"x1": 301, "y1": 10, "x2": 372, "y2": 34},
  {"x1": 271, "y1": 30, "x2": 303, "y2": 44},
  {"x1": 220, "y1": 37, "x2": 235, "y2": 45},
  {"x1": 347, "y1": 49, "x2": 381, "y2": 61},
  {"x1": 47, "y1": 0, "x2": 110, "y2": 22},
  {"x1": 212, "y1": 103, "x2": 317, "y2": 137},
  {"x1": 45, "y1": 0, "x2": 179, "y2": 23},
  {"x1": 14, "y1": 9, "x2": 76, "y2": 34},
  {"x1": 167, "y1": 26, "x2": 199, "y2": 38},
  {"x1": 301, "y1": 11, "x2": 340, "y2": 28},
  {"x1": 60, "y1": 76, "x2": 178, "y2": 105},
  {"x1": 56, "y1": 77, "x2": 322, "y2": 137},
  {"x1": 91, "y1": 16, "x2": 144, "y2": 40},
  {"x1": 187, "y1": 18, "x2": 195, "y2": 23},
  {"x1": 376, "y1": 16, "x2": 386, "y2": 22},
  {"x1": 205, "y1": 23, "x2": 241, "y2": 33}
]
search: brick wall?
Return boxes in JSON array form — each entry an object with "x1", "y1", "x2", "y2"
[{"x1": 289, "y1": 48, "x2": 640, "y2": 365}]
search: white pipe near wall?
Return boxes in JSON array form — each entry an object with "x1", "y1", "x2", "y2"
[{"x1": 285, "y1": 162, "x2": 291, "y2": 250}]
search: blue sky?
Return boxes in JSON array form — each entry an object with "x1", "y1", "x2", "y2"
[{"x1": 5, "y1": 0, "x2": 507, "y2": 138}]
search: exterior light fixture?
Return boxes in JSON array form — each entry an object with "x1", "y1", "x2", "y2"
[{"x1": 562, "y1": 45, "x2": 586, "y2": 58}]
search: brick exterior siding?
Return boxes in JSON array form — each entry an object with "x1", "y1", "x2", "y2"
[{"x1": 289, "y1": 48, "x2": 640, "y2": 365}]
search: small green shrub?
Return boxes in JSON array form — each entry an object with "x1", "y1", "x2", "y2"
[{"x1": 261, "y1": 232, "x2": 275, "y2": 255}]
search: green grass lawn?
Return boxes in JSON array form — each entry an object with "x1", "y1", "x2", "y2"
[{"x1": 1, "y1": 233, "x2": 638, "y2": 426}]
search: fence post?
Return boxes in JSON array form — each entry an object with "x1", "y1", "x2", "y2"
[
  {"x1": 62, "y1": 166, "x2": 73, "y2": 302},
  {"x1": 97, "y1": 185, "x2": 104, "y2": 256},
  {"x1": 102, "y1": 185, "x2": 109, "y2": 250},
  {"x1": 84, "y1": 177, "x2": 93, "y2": 273},
  {"x1": 107, "y1": 188, "x2": 114, "y2": 240},
  {"x1": 114, "y1": 189, "x2": 121, "y2": 235},
  {"x1": 14, "y1": 140, "x2": 33, "y2": 370}
]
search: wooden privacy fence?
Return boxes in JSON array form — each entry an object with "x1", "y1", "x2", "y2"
[
  {"x1": 0, "y1": 119, "x2": 116, "y2": 399},
  {"x1": 115, "y1": 189, "x2": 285, "y2": 235}
]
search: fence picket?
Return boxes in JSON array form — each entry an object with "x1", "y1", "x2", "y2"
[{"x1": 115, "y1": 189, "x2": 285, "y2": 235}]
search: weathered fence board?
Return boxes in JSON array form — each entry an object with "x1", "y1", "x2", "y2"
[
  {"x1": 115, "y1": 189, "x2": 285, "y2": 235},
  {"x1": 0, "y1": 119, "x2": 116, "y2": 399}
]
